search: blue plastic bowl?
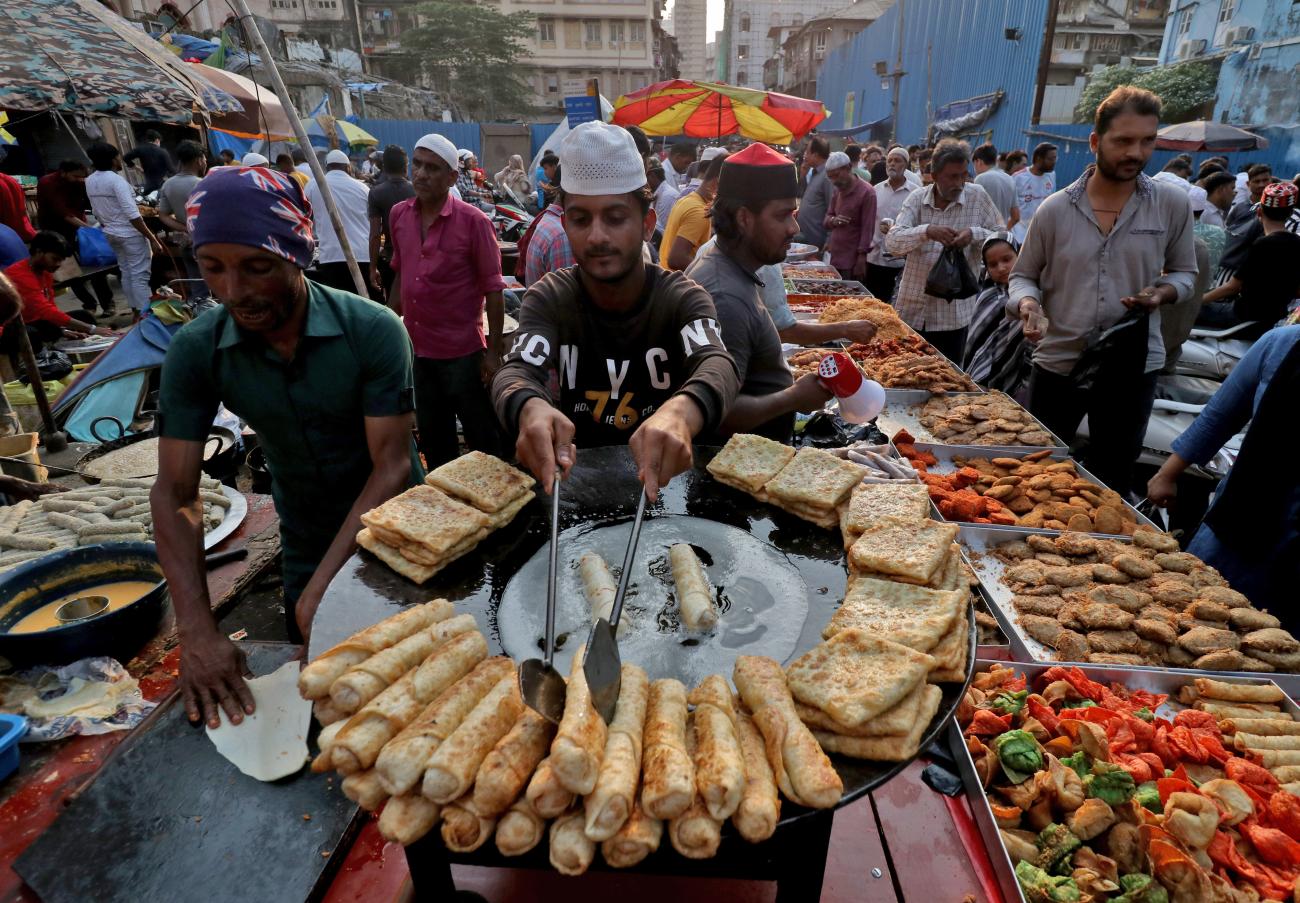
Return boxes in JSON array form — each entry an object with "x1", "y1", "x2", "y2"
[
  {"x1": 0, "y1": 543, "x2": 167, "y2": 666},
  {"x1": 0, "y1": 713, "x2": 27, "y2": 782}
]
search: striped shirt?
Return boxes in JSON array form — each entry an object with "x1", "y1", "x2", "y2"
[{"x1": 884, "y1": 182, "x2": 1004, "y2": 332}]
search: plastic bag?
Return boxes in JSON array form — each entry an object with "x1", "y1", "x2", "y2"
[
  {"x1": 76, "y1": 226, "x2": 117, "y2": 267},
  {"x1": 924, "y1": 246, "x2": 979, "y2": 300},
  {"x1": 19, "y1": 349, "x2": 73, "y2": 385},
  {"x1": 1068, "y1": 309, "x2": 1149, "y2": 393}
]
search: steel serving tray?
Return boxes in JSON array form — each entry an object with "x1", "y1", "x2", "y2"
[
  {"x1": 950, "y1": 659, "x2": 1300, "y2": 903},
  {"x1": 957, "y1": 525, "x2": 1300, "y2": 697},
  {"x1": 878, "y1": 394, "x2": 1067, "y2": 451},
  {"x1": 913, "y1": 444, "x2": 1158, "y2": 536}
]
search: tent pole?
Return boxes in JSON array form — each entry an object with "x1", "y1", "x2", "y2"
[{"x1": 228, "y1": 0, "x2": 368, "y2": 297}]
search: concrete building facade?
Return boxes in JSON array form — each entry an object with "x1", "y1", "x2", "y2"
[
  {"x1": 719, "y1": 0, "x2": 848, "y2": 87},
  {"x1": 672, "y1": 0, "x2": 710, "y2": 80}
]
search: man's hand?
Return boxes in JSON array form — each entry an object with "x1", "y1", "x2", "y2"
[
  {"x1": 1122, "y1": 284, "x2": 1172, "y2": 311},
  {"x1": 839, "y1": 319, "x2": 878, "y2": 345},
  {"x1": 479, "y1": 349, "x2": 502, "y2": 385},
  {"x1": 1018, "y1": 298, "x2": 1047, "y2": 343},
  {"x1": 878, "y1": 220, "x2": 892, "y2": 235},
  {"x1": 789, "y1": 372, "x2": 834, "y2": 412},
  {"x1": 852, "y1": 255, "x2": 868, "y2": 281},
  {"x1": 951, "y1": 228, "x2": 974, "y2": 249},
  {"x1": 1146, "y1": 470, "x2": 1178, "y2": 508},
  {"x1": 295, "y1": 585, "x2": 325, "y2": 644},
  {"x1": 0, "y1": 475, "x2": 66, "y2": 501},
  {"x1": 179, "y1": 629, "x2": 255, "y2": 728},
  {"x1": 147, "y1": 233, "x2": 165, "y2": 255},
  {"x1": 62, "y1": 329, "x2": 88, "y2": 340},
  {"x1": 370, "y1": 265, "x2": 385, "y2": 295},
  {"x1": 628, "y1": 395, "x2": 703, "y2": 503},
  {"x1": 925, "y1": 224, "x2": 958, "y2": 246},
  {"x1": 516, "y1": 397, "x2": 576, "y2": 493}
]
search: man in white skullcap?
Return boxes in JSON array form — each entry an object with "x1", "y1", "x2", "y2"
[
  {"x1": 865, "y1": 145, "x2": 918, "y2": 302},
  {"x1": 241, "y1": 152, "x2": 269, "y2": 166},
  {"x1": 823, "y1": 150, "x2": 877, "y2": 280},
  {"x1": 455, "y1": 148, "x2": 491, "y2": 209},
  {"x1": 492, "y1": 120, "x2": 739, "y2": 501},
  {"x1": 305, "y1": 147, "x2": 374, "y2": 297},
  {"x1": 388, "y1": 132, "x2": 507, "y2": 467}
]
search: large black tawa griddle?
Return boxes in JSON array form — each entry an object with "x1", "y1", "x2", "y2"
[
  {"x1": 312, "y1": 445, "x2": 974, "y2": 815},
  {"x1": 14, "y1": 644, "x2": 358, "y2": 903}
]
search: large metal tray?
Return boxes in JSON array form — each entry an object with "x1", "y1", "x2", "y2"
[
  {"x1": 310, "y1": 446, "x2": 976, "y2": 826},
  {"x1": 788, "y1": 278, "x2": 870, "y2": 295},
  {"x1": 879, "y1": 392, "x2": 1066, "y2": 451},
  {"x1": 957, "y1": 524, "x2": 1300, "y2": 697},
  {"x1": 951, "y1": 659, "x2": 1300, "y2": 903},
  {"x1": 914, "y1": 443, "x2": 1158, "y2": 536}
]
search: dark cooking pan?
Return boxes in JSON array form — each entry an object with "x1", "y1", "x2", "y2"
[{"x1": 76, "y1": 416, "x2": 241, "y2": 485}]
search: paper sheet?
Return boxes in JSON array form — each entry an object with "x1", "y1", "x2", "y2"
[{"x1": 206, "y1": 661, "x2": 312, "y2": 782}]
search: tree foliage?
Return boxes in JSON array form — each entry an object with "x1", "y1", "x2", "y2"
[
  {"x1": 1073, "y1": 62, "x2": 1218, "y2": 124},
  {"x1": 402, "y1": 1, "x2": 537, "y2": 119}
]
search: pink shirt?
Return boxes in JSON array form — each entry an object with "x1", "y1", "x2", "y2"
[
  {"x1": 390, "y1": 194, "x2": 505, "y2": 360},
  {"x1": 823, "y1": 176, "x2": 876, "y2": 272}
]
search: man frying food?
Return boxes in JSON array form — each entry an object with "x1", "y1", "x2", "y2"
[
  {"x1": 491, "y1": 121, "x2": 739, "y2": 499},
  {"x1": 152, "y1": 165, "x2": 419, "y2": 728}
]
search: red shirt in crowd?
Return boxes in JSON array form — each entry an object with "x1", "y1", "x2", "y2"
[
  {"x1": 4, "y1": 258, "x2": 69, "y2": 328},
  {"x1": 36, "y1": 172, "x2": 88, "y2": 231},
  {"x1": 389, "y1": 194, "x2": 505, "y2": 360},
  {"x1": 0, "y1": 173, "x2": 36, "y2": 242}
]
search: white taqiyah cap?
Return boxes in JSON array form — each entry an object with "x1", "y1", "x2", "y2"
[
  {"x1": 457, "y1": 148, "x2": 473, "y2": 160},
  {"x1": 886, "y1": 146, "x2": 909, "y2": 163},
  {"x1": 701, "y1": 146, "x2": 725, "y2": 161},
  {"x1": 826, "y1": 151, "x2": 851, "y2": 171},
  {"x1": 1187, "y1": 184, "x2": 1208, "y2": 213},
  {"x1": 325, "y1": 149, "x2": 351, "y2": 166},
  {"x1": 241, "y1": 152, "x2": 269, "y2": 166},
  {"x1": 560, "y1": 120, "x2": 647, "y2": 196},
  {"x1": 415, "y1": 133, "x2": 458, "y2": 171}
]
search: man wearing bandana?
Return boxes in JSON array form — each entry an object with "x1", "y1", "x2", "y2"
[{"x1": 151, "y1": 164, "x2": 419, "y2": 730}]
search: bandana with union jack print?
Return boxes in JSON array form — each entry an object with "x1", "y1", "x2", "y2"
[{"x1": 189, "y1": 164, "x2": 317, "y2": 269}]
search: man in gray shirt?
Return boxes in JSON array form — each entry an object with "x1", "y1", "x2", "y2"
[
  {"x1": 156, "y1": 140, "x2": 209, "y2": 299},
  {"x1": 795, "y1": 135, "x2": 835, "y2": 250},
  {"x1": 1009, "y1": 86, "x2": 1197, "y2": 493},
  {"x1": 972, "y1": 143, "x2": 1019, "y2": 233}
]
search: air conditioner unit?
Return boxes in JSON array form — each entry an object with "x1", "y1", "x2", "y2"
[
  {"x1": 1176, "y1": 38, "x2": 1206, "y2": 59},
  {"x1": 1248, "y1": 41, "x2": 1263, "y2": 59},
  {"x1": 1224, "y1": 25, "x2": 1255, "y2": 44}
]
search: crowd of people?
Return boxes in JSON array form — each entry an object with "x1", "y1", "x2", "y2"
[{"x1": 0, "y1": 84, "x2": 1296, "y2": 724}]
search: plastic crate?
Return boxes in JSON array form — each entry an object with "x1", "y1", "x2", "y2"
[{"x1": 0, "y1": 714, "x2": 28, "y2": 782}]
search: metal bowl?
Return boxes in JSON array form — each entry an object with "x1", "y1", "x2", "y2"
[{"x1": 0, "y1": 543, "x2": 167, "y2": 665}]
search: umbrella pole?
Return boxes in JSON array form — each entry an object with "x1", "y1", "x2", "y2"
[
  {"x1": 12, "y1": 314, "x2": 67, "y2": 453},
  {"x1": 228, "y1": 0, "x2": 369, "y2": 298}
]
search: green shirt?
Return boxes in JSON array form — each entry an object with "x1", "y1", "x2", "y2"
[{"x1": 157, "y1": 281, "x2": 418, "y2": 592}]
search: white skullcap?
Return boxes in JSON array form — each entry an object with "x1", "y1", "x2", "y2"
[
  {"x1": 560, "y1": 121, "x2": 647, "y2": 196},
  {"x1": 241, "y1": 152, "x2": 269, "y2": 166},
  {"x1": 826, "y1": 151, "x2": 851, "y2": 171},
  {"x1": 414, "y1": 133, "x2": 458, "y2": 171},
  {"x1": 1187, "y1": 184, "x2": 1208, "y2": 213},
  {"x1": 457, "y1": 148, "x2": 473, "y2": 160},
  {"x1": 886, "y1": 146, "x2": 909, "y2": 163},
  {"x1": 325, "y1": 149, "x2": 350, "y2": 166},
  {"x1": 701, "y1": 146, "x2": 725, "y2": 161}
]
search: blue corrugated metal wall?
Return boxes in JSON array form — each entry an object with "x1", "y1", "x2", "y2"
[
  {"x1": 817, "y1": 0, "x2": 1050, "y2": 156},
  {"x1": 351, "y1": 119, "x2": 482, "y2": 158},
  {"x1": 530, "y1": 123, "x2": 560, "y2": 160}
]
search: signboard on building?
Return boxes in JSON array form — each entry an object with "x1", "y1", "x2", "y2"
[{"x1": 564, "y1": 95, "x2": 600, "y2": 126}]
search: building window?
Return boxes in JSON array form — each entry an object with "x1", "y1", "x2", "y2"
[
  {"x1": 546, "y1": 73, "x2": 559, "y2": 95},
  {"x1": 1218, "y1": 0, "x2": 1236, "y2": 22},
  {"x1": 740, "y1": 14, "x2": 750, "y2": 31},
  {"x1": 630, "y1": 21, "x2": 645, "y2": 43},
  {"x1": 1092, "y1": 33, "x2": 1121, "y2": 53},
  {"x1": 1177, "y1": 9, "x2": 1192, "y2": 36},
  {"x1": 737, "y1": 43, "x2": 749, "y2": 60},
  {"x1": 610, "y1": 20, "x2": 624, "y2": 44},
  {"x1": 736, "y1": 69, "x2": 748, "y2": 85},
  {"x1": 585, "y1": 19, "x2": 601, "y2": 43},
  {"x1": 538, "y1": 19, "x2": 555, "y2": 43},
  {"x1": 814, "y1": 31, "x2": 827, "y2": 58}
]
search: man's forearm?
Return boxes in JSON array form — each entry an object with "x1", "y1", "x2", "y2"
[
  {"x1": 720, "y1": 388, "x2": 803, "y2": 434},
  {"x1": 388, "y1": 279, "x2": 402, "y2": 315},
  {"x1": 130, "y1": 216, "x2": 155, "y2": 241},
  {"x1": 778, "y1": 321, "x2": 852, "y2": 345},
  {"x1": 158, "y1": 213, "x2": 185, "y2": 233},
  {"x1": 150, "y1": 488, "x2": 214, "y2": 639}
]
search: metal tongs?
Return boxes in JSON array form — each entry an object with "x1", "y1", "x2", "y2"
[
  {"x1": 583, "y1": 489, "x2": 648, "y2": 723},
  {"x1": 518, "y1": 476, "x2": 567, "y2": 724}
]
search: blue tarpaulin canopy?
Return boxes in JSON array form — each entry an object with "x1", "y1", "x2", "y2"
[
  {"x1": 815, "y1": 114, "x2": 892, "y2": 139},
  {"x1": 931, "y1": 92, "x2": 1002, "y2": 137}
]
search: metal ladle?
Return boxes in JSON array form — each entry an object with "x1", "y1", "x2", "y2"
[{"x1": 55, "y1": 595, "x2": 109, "y2": 624}]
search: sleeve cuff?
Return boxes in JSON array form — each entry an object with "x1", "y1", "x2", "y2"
[
  {"x1": 501, "y1": 387, "x2": 546, "y2": 436},
  {"x1": 677, "y1": 382, "x2": 720, "y2": 434},
  {"x1": 363, "y1": 386, "x2": 415, "y2": 418},
  {"x1": 155, "y1": 410, "x2": 216, "y2": 443}
]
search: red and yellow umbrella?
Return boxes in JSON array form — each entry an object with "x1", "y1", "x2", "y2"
[{"x1": 612, "y1": 80, "x2": 828, "y2": 145}]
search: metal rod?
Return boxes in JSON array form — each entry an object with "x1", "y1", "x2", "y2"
[
  {"x1": 609, "y1": 491, "x2": 646, "y2": 630},
  {"x1": 543, "y1": 477, "x2": 561, "y2": 668},
  {"x1": 227, "y1": 0, "x2": 369, "y2": 298},
  {"x1": 1031, "y1": 0, "x2": 1061, "y2": 126}
]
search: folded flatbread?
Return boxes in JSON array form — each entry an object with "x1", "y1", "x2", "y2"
[
  {"x1": 706, "y1": 434, "x2": 796, "y2": 494},
  {"x1": 928, "y1": 608, "x2": 970, "y2": 683},
  {"x1": 579, "y1": 551, "x2": 617, "y2": 623},
  {"x1": 426, "y1": 451, "x2": 535, "y2": 513},
  {"x1": 812, "y1": 685, "x2": 942, "y2": 762},
  {"x1": 848, "y1": 517, "x2": 960, "y2": 584},
  {"x1": 550, "y1": 647, "x2": 607, "y2": 795},
  {"x1": 472, "y1": 707, "x2": 556, "y2": 817},
  {"x1": 377, "y1": 793, "x2": 441, "y2": 845},
  {"x1": 361, "y1": 484, "x2": 491, "y2": 557},
  {"x1": 550, "y1": 810, "x2": 596, "y2": 876},
  {"x1": 356, "y1": 528, "x2": 439, "y2": 584},
  {"x1": 786, "y1": 628, "x2": 934, "y2": 728},
  {"x1": 841, "y1": 482, "x2": 932, "y2": 542},
  {"x1": 374, "y1": 656, "x2": 513, "y2": 796},
  {"x1": 687, "y1": 675, "x2": 743, "y2": 821},
  {"x1": 640, "y1": 678, "x2": 696, "y2": 820},
  {"x1": 763, "y1": 447, "x2": 866, "y2": 512},
  {"x1": 330, "y1": 614, "x2": 477, "y2": 714},
  {"x1": 601, "y1": 802, "x2": 663, "y2": 868},
  {"x1": 796, "y1": 681, "x2": 928, "y2": 738},
  {"x1": 299, "y1": 599, "x2": 452, "y2": 698},
  {"x1": 1194, "y1": 677, "x2": 1285, "y2": 705},
  {"x1": 585, "y1": 664, "x2": 650, "y2": 842},
  {"x1": 732, "y1": 708, "x2": 780, "y2": 843},
  {"x1": 422, "y1": 675, "x2": 523, "y2": 804},
  {"x1": 733, "y1": 655, "x2": 843, "y2": 809},
  {"x1": 483, "y1": 490, "x2": 534, "y2": 530},
  {"x1": 822, "y1": 577, "x2": 964, "y2": 653},
  {"x1": 670, "y1": 543, "x2": 718, "y2": 631},
  {"x1": 495, "y1": 798, "x2": 546, "y2": 857}
]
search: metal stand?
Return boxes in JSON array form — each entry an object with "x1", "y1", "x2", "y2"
[{"x1": 404, "y1": 808, "x2": 836, "y2": 903}]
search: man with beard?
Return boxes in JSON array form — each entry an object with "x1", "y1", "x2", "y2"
[
  {"x1": 1009, "y1": 86, "x2": 1197, "y2": 493},
  {"x1": 685, "y1": 144, "x2": 832, "y2": 441},
  {"x1": 151, "y1": 165, "x2": 418, "y2": 728},
  {"x1": 822, "y1": 150, "x2": 876, "y2": 281},
  {"x1": 492, "y1": 121, "x2": 739, "y2": 500},
  {"x1": 1012, "y1": 142, "x2": 1056, "y2": 243}
]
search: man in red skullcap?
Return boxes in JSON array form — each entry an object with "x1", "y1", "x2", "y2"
[{"x1": 685, "y1": 144, "x2": 832, "y2": 441}]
